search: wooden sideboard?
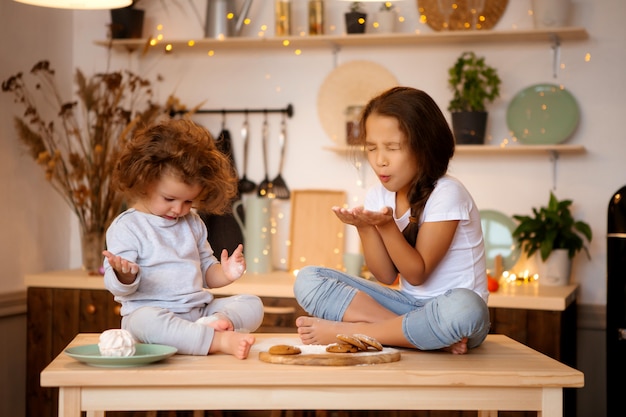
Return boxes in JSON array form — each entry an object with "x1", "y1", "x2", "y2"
[{"x1": 24, "y1": 270, "x2": 578, "y2": 417}]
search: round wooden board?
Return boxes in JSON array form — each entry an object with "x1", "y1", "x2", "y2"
[{"x1": 259, "y1": 348, "x2": 401, "y2": 366}]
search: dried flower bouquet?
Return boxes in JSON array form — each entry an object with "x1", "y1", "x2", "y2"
[{"x1": 2, "y1": 61, "x2": 185, "y2": 272}]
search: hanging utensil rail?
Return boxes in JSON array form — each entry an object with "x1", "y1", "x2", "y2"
[{"x1": 171, "y1": 103, "x2": 294, "y2": 118}]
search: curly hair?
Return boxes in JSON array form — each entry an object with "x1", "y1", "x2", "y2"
[
  {"x1": 113, "y1": 118, "x2": 238, "y2": 215},
  {"x1": 358, "y1": 87, "x2": 455, "y2": 246}
]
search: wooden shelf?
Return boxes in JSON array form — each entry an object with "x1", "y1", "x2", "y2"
[
  {"x1": 95, "y1": 27, "x2": 589, "y2": 54},
  {"x1": 324, "y1": 144, "x2": 586, "y2": 155}
]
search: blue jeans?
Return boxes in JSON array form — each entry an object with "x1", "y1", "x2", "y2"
[{"x1": 293, "y1": 266, "x2": 490, "y2": 350}]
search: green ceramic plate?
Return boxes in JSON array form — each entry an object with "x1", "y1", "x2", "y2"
[
  {"x1": 506, "y1": 83, "x2": 580, "y2": 145},
  {"x1": 65, "y1": 343, "x2": 177, "y2": 368},
  {"x1": 480, "y1": 209, "x2": 520, "y2": 273}
]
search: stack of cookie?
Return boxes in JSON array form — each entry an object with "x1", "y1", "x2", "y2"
[{"x1": 326, "y1": 334, "x2": 383, "y2": 353}]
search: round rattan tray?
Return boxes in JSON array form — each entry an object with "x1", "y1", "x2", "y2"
[{"x1": 417, "y1": 0, "x2": 509, "y2": 31}]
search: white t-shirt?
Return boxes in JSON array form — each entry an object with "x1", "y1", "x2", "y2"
[{"x1": 364, "y1": 175, "x2": 488, "y2": 302}]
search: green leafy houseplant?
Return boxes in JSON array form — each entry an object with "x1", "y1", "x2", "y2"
[
  {"x1": 447, "y1": 51, "x2": 501, "y2": 113},
  {"x1": 446, "y1": 51, "x2": 501, "y2": 144},
  {"x1": 1, "y1": 60, "x2": 191, "y2": 272},
  {"x1": 512, "y1": 192, "x2": 593, "y2": 262}
]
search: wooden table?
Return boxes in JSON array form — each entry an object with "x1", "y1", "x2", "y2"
[{"x1": 41, "y1": 333, "x2": 583, "y2": 417}]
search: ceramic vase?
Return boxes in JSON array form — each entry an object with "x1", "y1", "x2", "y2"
[
  {"x1": 536, "y1": 249, "x2": 572, "y2": 286},
  {"x1": 345, "y1": 11, "x2": 367, "y2": 34},
  {"x1": 271, "y1": 198, "x2": 291, "y2": 271},
  {"x1": 532, "y1": 0, "x2": 572, "y2": 29},
  {"x1": 80, "y1": 228, "x2": 106, "y2": 275},
  {"x1": 373, "y1": 10, "x2": 396, "y2": 33},
  {"x1": 233, "y1": 196, "x2": 272, "y2": 274}
]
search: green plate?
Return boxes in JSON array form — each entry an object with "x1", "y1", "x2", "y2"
[
  {"x1": 506, "y1": 83, "x2": 580, "y2": 145},
  {"x1": 480, "y1": 209, "x2": 520, "y2": 273},
  {"x1": 65, "y1": 343, "x2": 177, "y2": 368}
]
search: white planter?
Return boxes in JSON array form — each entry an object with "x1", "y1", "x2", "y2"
[
  {"x1": 373, "y1": 10, "x2": 396, "y2": 34},
  {"x1": 536, "y1": 249, "x2": 572, "y2": 286},
  {"x1": 532, "y1": 0, "x2": 572, "y2": 29}
]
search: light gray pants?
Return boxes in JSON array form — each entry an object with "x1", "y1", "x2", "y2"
[
  {"x1": 122, "y1": 294, "x2": 264, "y2": 355},
  {"x1": 294, "y1": 266, "x2": 490, "y2": 350}
]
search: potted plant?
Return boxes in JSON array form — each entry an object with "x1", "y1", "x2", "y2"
[
  {"x1": 512, "y1": 191, "x2": 593, "y2": 285},
  {"x1": 447, "y1": 51, "x2": 501, "y2": 144},
  {"x1": 345, "y1": 2, "x2": 367, "y2": 34},
  {"x1": 1, "y1": 61, "x2": 192, "y2": 273},
  {"x1": 110, "y1": 1, "x2": 145, "y2": 39}
]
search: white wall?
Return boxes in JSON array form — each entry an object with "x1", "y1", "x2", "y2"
[
  {"x1": 2, "y1": 0, "x2": 625, "y2": 308},
  {"x1": 0, "y1": 0, "x2": 75, "y2": 293}
]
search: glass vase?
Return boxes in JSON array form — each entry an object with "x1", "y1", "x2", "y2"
[{"x1": 81, "y1": 228, "x2": 106, "y2": 275}]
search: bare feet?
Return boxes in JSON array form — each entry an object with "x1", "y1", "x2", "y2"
[
  {"x1": 297, "y1": 316, "x2": 470, "y2": 354},
  {"x1": 442, "y1": 337, "x2": 468, "y2": 355},
  {"x1": 296, "y1": 316, "x2": 360, "y2": 345},
  {"x1": 196, "y1": 313, "x2": 234, "y2": 331},
  {"x1": 209, "y1": 331, "x2": 256, "y2": 359}
]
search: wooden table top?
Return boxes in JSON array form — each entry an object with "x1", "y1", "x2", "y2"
[{"x1": 42, "y1": 333, "x2": 584, "y2": 389}]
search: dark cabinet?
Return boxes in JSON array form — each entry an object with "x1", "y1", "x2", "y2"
[{"x1": 27, "y1": 287, "x2": 122, "y2": 417}]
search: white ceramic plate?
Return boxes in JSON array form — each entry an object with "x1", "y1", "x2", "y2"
[
  {"x1": 506, "y1": 83, "x2": 580, "y2": 145},
  {"x1": 65, "y1": 343, "x2": 177, "y2": 367},
  {"x1": 480, "y1": 209, "x2": 520, "y2": 272},
  {"x1": 317, "y1": 60, "x2": 398, "y2": 144}
]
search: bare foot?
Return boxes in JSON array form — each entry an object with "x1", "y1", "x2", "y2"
[
  {"x1": 442, "y1": 337, "x2": 468, "y2": 355},
  {"x1": 196, "y1": 313, "x2": 234, "y2": 331},
  {"x1": 209, "y1": 331, "x2": 256, "y2": 359},
  {"x1": 296, "y1": 316, "x2": 359, "y2": 345}
]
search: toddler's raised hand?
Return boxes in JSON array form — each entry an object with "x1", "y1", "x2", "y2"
[
  {"x1": 102, "y1": 250, "x2": 139, "y2": 284},
  {"x1": 221, "y1": 243, "x2": 246, "y2": 281}
]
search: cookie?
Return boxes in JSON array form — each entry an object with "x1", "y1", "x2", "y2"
[
  {"x1": 326, "y1": 343, "x2": 359, "y2": 353},
  {"x1": 353, "y1": 333, "x2": 383, "y2": 351},
  {"x1": 336, "y1": 334, "x2": 367, "y2": 351},
  {"x1": 268, "y1": 344, "x2": 302, "y2": 355}
]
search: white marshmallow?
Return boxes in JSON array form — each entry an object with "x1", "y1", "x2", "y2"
[{"x1": 98, "y1": 329, "x2": 136, "y2": 357}]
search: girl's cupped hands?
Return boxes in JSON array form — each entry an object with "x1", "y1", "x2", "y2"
[{"x1": 332, "y1": 206, "x2": 395, "y2": 227}]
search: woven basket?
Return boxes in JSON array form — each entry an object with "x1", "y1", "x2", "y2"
[{"x1": 417, "y1": 0, "x2": 509, "y2": 31}]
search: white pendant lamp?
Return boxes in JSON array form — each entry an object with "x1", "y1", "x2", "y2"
[{"x1": 14, "y1": 0, "x2": 132, "y2": 9}]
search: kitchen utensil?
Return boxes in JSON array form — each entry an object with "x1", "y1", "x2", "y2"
[
  {"x1": 271, "y1": 114, "x2": 290, "y2": 199},
  {"x1": 204, "y1": 0, "x2": 253, "y2": 38},
  {"x1": 238, "y1": 114, "x2": 256, "y2": 194},
  {"x1": 65, "y1": 343, "x2": 177, "y2": 368},
  {"x1": 257, "y1": 114, "x2": 273, "y2": 197},
  {"x1": 259, "y1": 347, "x2": 401, "y2": 366},
  {"x1": 317, "y1": 60, "x2": 398, "y2": 144},
  {"x1": 216, "y1": 121, "x2": 238, "y2": 180},
  {"x1": 506, "y1": 83, "x2": 580, "y2": 145},
  {"x1": 199, "y1": 121, "x2": 244, "y2": 255},
  {"x1": 232, "y1": 196, "x2": 272, "y2": 274},
  {"x1": 288, "y1": 190, "x2": 346, "y2": 272}
]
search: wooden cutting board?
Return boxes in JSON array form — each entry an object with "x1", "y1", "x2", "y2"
[{"x1": 259, "y1": 348, "x2": 401, "y2": 366}]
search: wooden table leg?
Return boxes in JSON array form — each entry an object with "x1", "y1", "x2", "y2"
[
  {"x1": 478, "y1": 411, "x2": 498, "y2": 417},
  {"x1": 58, "y1": 387, "x2": 81, "y2": 417},
  {"x1": 540, "y1": 387, "x2": 563, "y2": 417}
]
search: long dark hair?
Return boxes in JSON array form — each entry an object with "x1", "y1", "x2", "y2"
[{"x1": 358, "y1": 86, "x2": 455, "y2": 246}]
